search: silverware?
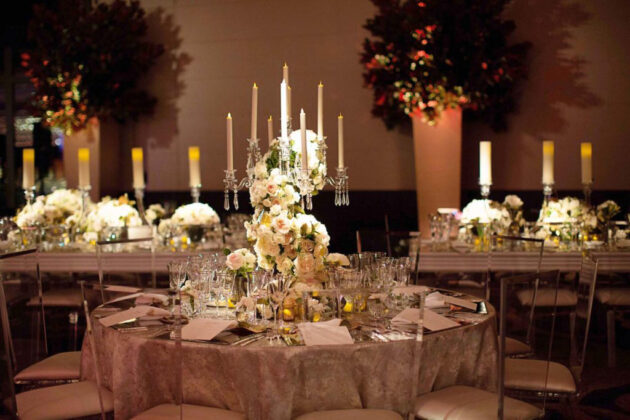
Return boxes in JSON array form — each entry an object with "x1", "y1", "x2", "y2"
[{"x1": 231, "y1": 333, "x2": 264, "y2": 346}]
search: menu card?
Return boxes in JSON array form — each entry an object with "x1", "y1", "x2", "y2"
[
  {"x1": 392, "y1": 308, "x2": 460, "y2": 332},
  {"x1": 299, "y1": 319, "x2": 353, "y2": 346},
  {"x1": 181, "y1": 319, "x2": 237, "y2": 341},
  {"x1": 100, "y1": 305, "x2": 170, "y2": 327}
]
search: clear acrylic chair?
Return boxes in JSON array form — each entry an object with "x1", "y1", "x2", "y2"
[
  {"x1": 96, "y1": 236, "x2": 156, "y2": 304},
  {"x1": 0, "y1": 248, "x2": 82, "y2": 388},
  {"x1": 488, "y1": 235, "x2": 545, "y2": 357},
  {"x1": 295, "y1": 292, "x2": 426, "y2": 420},
  {"x1": 414, "y1": 277, "x2": 543, "y2": 420},
  {"x1": 0, "y1": 253, "x2": 113, "y2": 419},
  {"x1": 130, "y1": 298, "x2": 246, "y2": 420},
  {"x1": 504, "y1": 255, "x2": 599, "y2": 415}
]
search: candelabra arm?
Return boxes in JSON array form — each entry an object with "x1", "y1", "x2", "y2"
[
  {"x1": 190, "y1": 185, "x2": 201, "y2": 203},
  {"x1": 479, "y1": 183, "x2": 491, "y2": 199},
  {"x1": 582, "y1": 182, "x2": 593, "y2": 206},
  {"x1": 134, "y1": 187, "x2": 149, "y2": 225},
  {"x1": 325, "y1": 166, "x2": 349, "y2": 206},
  {"x1": 23, "y1": 187, "x2": 36, "y2": 206},
  {"x1": 542, "y1": 182, "x2": 555, "y2": 203}
]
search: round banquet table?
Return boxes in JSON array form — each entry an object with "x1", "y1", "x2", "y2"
[{"x1": 81, "y1": 294, "x2": 499, "y2": 420}]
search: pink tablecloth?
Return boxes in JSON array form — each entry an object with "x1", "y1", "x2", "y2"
[{"x1": 81, "y1": 308, "x2": 498, "y2": 419}]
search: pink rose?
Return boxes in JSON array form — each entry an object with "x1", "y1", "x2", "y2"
[{"x1": 226, "y1": 252, "x2": 244, "y2": 271}]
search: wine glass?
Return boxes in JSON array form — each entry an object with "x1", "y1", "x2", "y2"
[
  {"x1": 247, "y1": 270, "x2": 268, "y2": 325},
  {"x1": 167, "y1": 261, "x2": 186, "y2": 312},
  {"x1": 265, "y1": 274, "x2": 294, "y2": 343}
]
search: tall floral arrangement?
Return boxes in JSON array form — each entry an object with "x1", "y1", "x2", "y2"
[
  {"x1": 361, "y1": 0, "x2": 530, "y2": 129},
  {"x1": 22, "y1": 0, "x2": 164, "y2": 134},
  {"x1": 245, "y1": 134, "x2": 330, "y2": 285}
]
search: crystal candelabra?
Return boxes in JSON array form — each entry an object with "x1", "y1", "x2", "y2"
[
  {"x1": 479, "y1": 182, "x2": 491, "y2": 199},
  {"x1": 542, "y1": 182, "x2": 554, "y2": 203},
  {"x1": 23, "y1": 186, "x2": 36, "y2": 205},
  {"x1": 223, "y1": 137, "x2": 262, "y2": 210},
  {"x1": 134, "y1": 187, "x2": 149, "y2": 225},
  {"x1": 190, "y1": 185, "x2": 201, "y2": 203},
  {"x1": 223, "y1": 126, "x2": 350, "y2": 211},
  {"x1": 582, "y1": 182, "x2": 592, "y2": 205}
]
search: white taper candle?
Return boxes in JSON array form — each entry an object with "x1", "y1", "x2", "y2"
[
  {"x1": 300, "y1": 109, "x2": 307, "y2": 170},
  {"x1": 479, "y1": 141, "x2": 492, "y2": 185},
  {"x1": 317, "y1": 81, "x2": 324, "y2": 140},
  {"x1": 542, "y1": 140, "x2": 554, "y2": 184},
  {"x1": 251, "y1": 83, "x2": 258, "y2": 141},
  {"x1": 227, "y1": 113, "x2": 233, "y2": 171},
  {"x1": 338, "y1": 113, "x2": 344, "y2": 168}
]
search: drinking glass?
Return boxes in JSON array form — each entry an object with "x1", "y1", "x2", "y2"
[
  {"x1": 265, "y1": 274, "x2": 294, "y2": 342},
  {"x1": 217, "y1": 271, "x2": 235, "y2": 319},
  {"x1": 167, "y1": 261, "x2": 186, "y2": 309},
  {"x1": 208, "y1": 270, "x2": 224, "y2": 317},
  {"x1": 246, "y1": 270, "x2": 267, "y2": 324}
]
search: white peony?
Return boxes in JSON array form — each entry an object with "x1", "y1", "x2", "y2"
[{"x1": 171, "y1": 203, "x2": 220, "y2": 226}]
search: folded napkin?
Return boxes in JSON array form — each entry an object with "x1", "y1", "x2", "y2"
[
  {"x1": 107, "y1": 292, "x2": 143, "y2": 304},
  {"x1": 135, "y1": 293, "x2": 169, "y2": 306},
  {"x1": 100, "y1": 305, "x2": 170, "y2": 327},
  {"x1": 181, "y1": 319, "x2": 237, "y2": 341},
  {"x1": 105, "y1": 285, "x2": 142, "y2": 293},
  {"x1": 299, "y1": 321, "x2": 353, "y2": 346},
  {"x1": 425, "y1": 291, "x2": 448, "y2": 308},
  {"x1": 393, "y1": 285, "x2": 430, "y2": 297},
  {"x1": 392, "y1": 308, "x2": 459, "y2": 332}
]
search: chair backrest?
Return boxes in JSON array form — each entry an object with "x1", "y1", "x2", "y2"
[
  {"x1": 498, "y1": 270, "x2": 560, "y2": 419},
  {"x1": 571, "y1": 255, "x2": 598, "y2": 382},
  {"x1": 96, "y1": 236, "x2": 155, "y2": 303},
  {"x1": 0, "y1": 248, "x2": 40, "y2": 417},
  {"x1": 489, "y1": 234, "x2": 544, "y2": 341},
  {"x1": 80, "y1": 280, "x2": 107, "y2": 420}
]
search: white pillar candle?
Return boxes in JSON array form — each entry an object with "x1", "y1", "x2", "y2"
[
  {"x1": 226, "y1": 113, "x2": 233, "y2": 171},
  {"x1": 267, "y1": 116, "x2": 274, "y2": 147},
  {"x1": 317, "y1": 81, "x2": 324, "y2": 140},
  {"x1": 280, "y1": 80, "x2": 288, "y2": 141},
  {"x1": 542, "y1": 140, "x2": 554, "y2": 184},
  {"x1": 283, "y1": 62, "x2": 289, "y2": 86},
  {"x1": 188, "y1": 146, "x2": 201, "y2": 187},
  {"x1": 78, "y1": 148, "x2": 90, "y2": 188},
  {"x1": 338, "y1": 113, "x2": 344, "y2": 168},
  {"x1": 287, "y1": 85, "x2": 292, "y2": 122},
  {"x1": 131, "y1": 147, "x2": 145, "y2": 189},
  {"x1": 300, "y1": 109, "x2": 308, "y2": 170},
  {"x1": 251, "y1": 83, "x2": 258, "y2": 140},
  {"x1": 22, "y1": 148, "x2": 35, "y2": 190},
  {"x1": 580, "y1": 142, "x2": 592, "y2": 184},
  {"x1": 479, "y1": 141, "x2": 492, "y2": 185}
]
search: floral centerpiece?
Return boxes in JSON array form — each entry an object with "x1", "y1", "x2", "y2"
[
  {"x1": 13, "y1": 189, "x2": 86, "y2": 247},
  {"x1": 537, "y1": 197, "x2": 596, "y2": 246},
  {"x1": 360, "y1": 0, "x2": 530, "y2": 129},
  {"x1": 82, "y1": 194, "x2": 142, "y2": 243},
  {"x1": 244, "y1": 133, "x2": 331, "y2": 288},
  {"x1": 458, "y1": 198, "x2": 512, "y2": 251},
  {"x1": 158, "y1": 202, "x2": 221, "y2": 250}
]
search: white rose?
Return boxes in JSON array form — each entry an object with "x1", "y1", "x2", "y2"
[
  {"x1": 271, "y1": 213, "x2": 291, "y2": 234},
  {"x1": 503, "y1": 195, "x2": 523, "y2": 209},
  {"x1": 327, "y1": 253, "x2": 350, "y2": 266}
]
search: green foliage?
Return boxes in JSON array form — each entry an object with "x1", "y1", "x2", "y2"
[
  {"x1": 361, "y1": 0, "x2": 530, "y2": 130},
  {"x1": 22, "y1": 0, "x2": 164, "y2": 133}
]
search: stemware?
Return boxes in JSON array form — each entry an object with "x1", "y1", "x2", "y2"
[
  {"x1": 247, "y1": 270, "x2": 268, "y2": 324},
  {"x1": 216, "y1": 271, "x2": 235, "y2": 319},
  {"x1": 265, "y1": 274, "x2": 294, "y2": 342}
]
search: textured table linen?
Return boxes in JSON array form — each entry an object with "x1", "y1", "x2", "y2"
[{"x1": 81, "y1": 308, "x2": 498, "y2": 420}]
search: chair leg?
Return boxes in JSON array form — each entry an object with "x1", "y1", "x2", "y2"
[
  {"x1": 569, "y1": 311, "x2": 577, "y2": 364},
  {"x1": 607, "y1": 309, "x2": 616, "y2": 368}
]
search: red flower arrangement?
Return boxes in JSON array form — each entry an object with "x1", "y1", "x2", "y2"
[
  {"x1": 361, "y1": 0, "x2": 531, "y2": 130},
  {"x1": 22, "y1": 0, "x2": 164, "y2": 134}
]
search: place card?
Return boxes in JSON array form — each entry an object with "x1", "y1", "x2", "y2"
[
  {"x1": 105, "y1": 285, "x2": 142, "y2": 293},
  {"x1": 100, "y1": 305, "x2": 170, "y2": 327},
  {"x1": 181, "y1": 319, "x2": 237, "y2": 341},
  {"x1": 443, "y1": 295, "x2": 478, "y2": 311},
  {"x1": 299, "y1": 322, "x2": 353, "y2": 346},
  {"x1": 392, "y1": 308, "x2": 460, "y2": 332},
  {"x1": 135, "y1": 293, "x2": 169, "y2": 306},
  {"x1": 425, "y1": 291, "x2": 448, "y2": 308},
  {"x1": 107, "y1": 292, "x2": 143, "y2": 304}
]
